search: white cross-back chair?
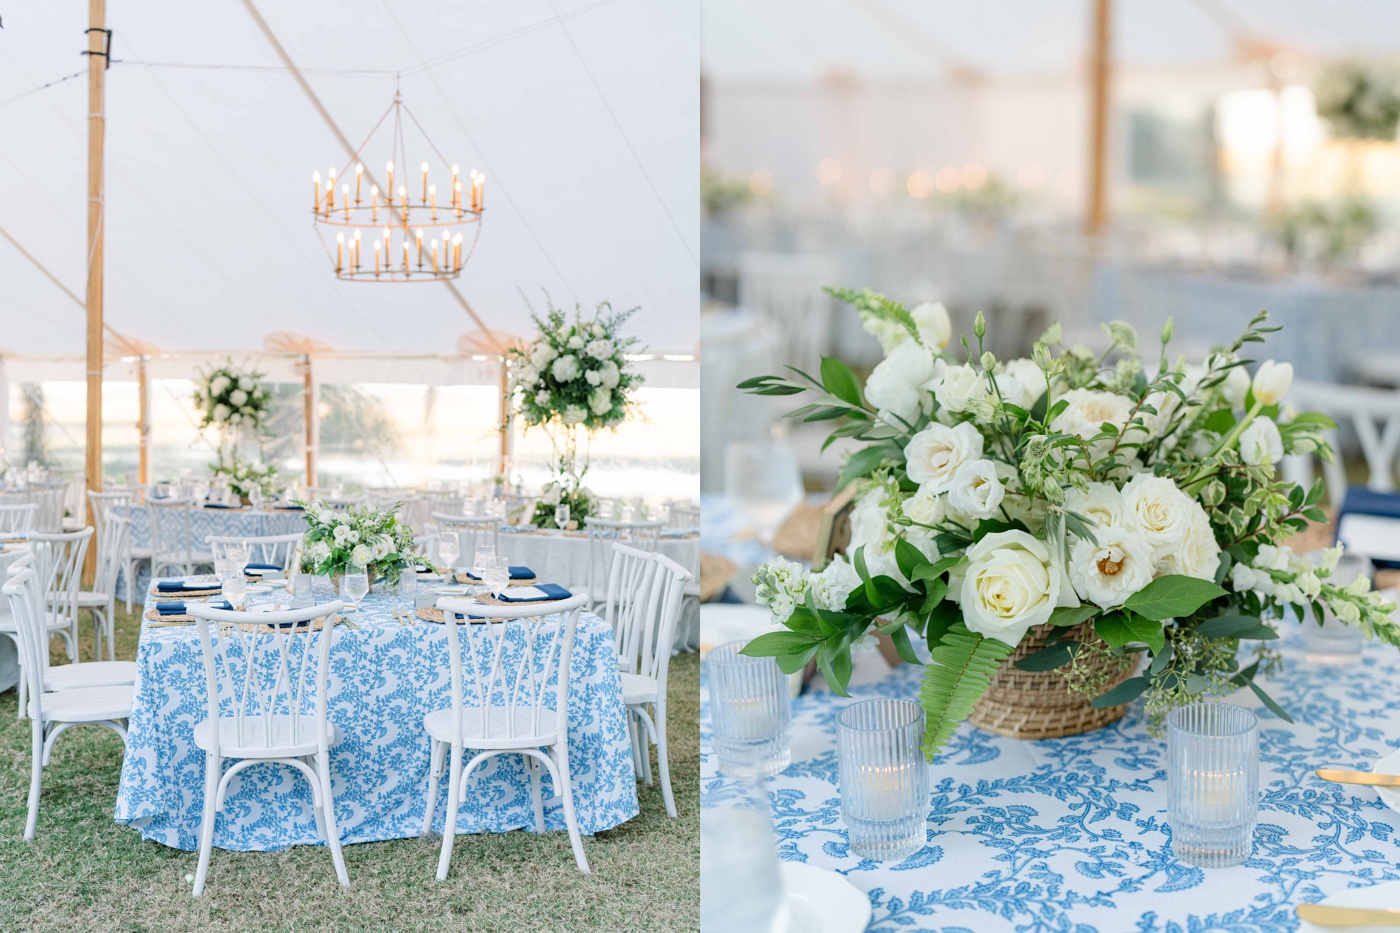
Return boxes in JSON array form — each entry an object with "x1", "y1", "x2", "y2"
[
  {"x1": 185, "y1": 599, "x2": 348, "y2": 897},
  {"x1": 0, "y1": 502, "x2": 37, "y2": 536},
  {"x1": 432, "y1": 514, "x2": 500, "y2": 569},
  {"x1": 205, "y1": 532, "x2": 303, "y2": 574},
  {"x1": 2, "y1": 564, "x2": 132, "y2": 840},
  {"x1": 424, "y1": 593, "x2": 591, "y2": 879},
  {"x1": 604, "y1": 547, "x2": 691, "y2": 817},
  {"x1": 30, "y1": 528, "x2": 91, "y2": 663},
  {"x1": 664, "y1": 502, "x2": 700, "y2": 529},
  {"x1": 5, "y1": 551, "x2": 136, "y2": 719},
  {"x1": 77, "y1": 514, "x2": 130, "y2": 661},
  {"x1": 582, "y1": 518, "x2": 664, "y2": 607},
  {"x1": 1281, "y1": 381, "x2": 1400, "y2": 503},
  {"x1": 91, "y1": 490, "x2": 149, "y2": 611},
  {"x1": 147, "y1": 499, "x2": 213, "y2": 579}
]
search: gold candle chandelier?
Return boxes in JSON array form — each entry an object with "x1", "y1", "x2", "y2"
[{"x1": 312, "y1": 90, "x2": 483, "y2": 282}]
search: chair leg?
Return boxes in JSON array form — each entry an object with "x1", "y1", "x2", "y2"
[
  {"x1": 639, "y1": 712, "x2": 654, "y2": 786},
  {"x1": 192, "y1": 752, "x2": 219, "y2": 898},
  {"x1": 104, "y1": 602, "x2": 116, "y2": 662},
  {"x1": 317, "y1": 753, "x2": 350, "y2": 888},
  {"x1": 24, "y1": 718, "x2": 42, "y2": 840},
  {"x1": 655, "y1": 700, "x2": 676, "y2": 819},
  {"x1": 554, "y1": 747, "x2": 590, "y2": 874},
  {"x1": 17, "y1": 661, "x2": 27, "y2": 721},
  {"x1": 305, "y1": 756, "x2": 329, "y2": 844},
  {"x1": 435, "y1": 743, "x2": 464, "y2": 881},
  {"x1": 528, "y1": 756, "x2": 546, "y2": 832},
  {"x1": 90, "y1": 608, "x2": 106, "y2": 662},
  {"x1": 420, "y1": 739, "x2": 445, "y2": 837},
  {"x1": 627, "y1": 714, "x2": 643, "y2": 778},
  {"x1": 124, "y1": 559, "x2": 134, "y2": 613}
]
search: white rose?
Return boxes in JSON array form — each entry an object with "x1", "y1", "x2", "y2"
[
  {"x1": 903, "y1": 485, "x2": 946, "y2": 527},
  {"x1": 229, "y1": 389, "x2": 248, "y2": 406},
  {"x1": 957, "y1": 530, "x2": 1078, "y2": 645},
  {"x1": 947, "y1": 459, "x2": 1005, "y2": 520},
  {"x1": 932, "y1": 363, "x2": 988, "y2": 414},
  {"x1": 586, "y1": 338, "x2": 614, "y2": 360},
  {"x1": 1154, "y1": 503, "x2": 1221, "y2": 582},
  {"x1": 1068, "y1": 525, "x2": 1156, "y2": 609},
  {"x1": 1238, "y1": 416, "x2": 1283, "y2": 466},
  {"x1": 350, "y1": 544, "x2": 372, "y2": 567},
  {"x1": 592, "y1": 323, "x2": 605, "y2": 337},
  {"x1": 1252, "y1": 360, "x2": 1293, "y2": 406},
  {"x1": 1064, "y1": 482, "x2": 1125, "y2": 529},
  {"x1": 585, "y1": 369, "x2": 602, "y2": 386},
  {"x1": 210, "y1": 375, "x2": 230, "y2": 396},
  {"x1": 904, "y1": 422, "x2": 983, "y2": 494},
  {"x1": 1002, "y1": 358, "x2": 1049, "y2": 408},
  {"x1": 238, "y1": 376, "x2": 253, "y2": 392},
  {"x1": 1120, "y1": 473, "x2": 1196, "y2": 556},
  {"x1": 346, "y1": 529, "x2": 360, "y2": 544},
  {"x1": 910, "y1": 302, "x2": 952, "y2": 350},
  {"x1": 212, "y1": 403, "x2": 231, "y2": 423},
  {"x1": 1052, "y1": 389, "x2": 1135, "y2": 444},
  {"x1": 600, "y1": 360, "x2": 621, "y2": 389},
  {"x1": 562, "y1": 405, "x2": 587, "y2": 425},
  {"x1": 534, "y1": 391, "x2": 551, "y2": 407},
  {"x1": 551, "y1": 355, "x2": 581, "y2": 382},
  {"x1": 568, "y1": 335, "x2": 584, "y2": 350},
  {"x1": 589, "y1": 387, "x2": 612, "y2": 415},
  {"x1": 542, "y1": 484, "x2": 562, "y2": 506},
  {"x1": 864, "y1": 340, "x2": 936, "y2": 426}
]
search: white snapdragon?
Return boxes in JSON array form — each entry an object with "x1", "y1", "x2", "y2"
[
  {"x1": 753, "y1": 557, "x2": 808, "y2": 622},
  {"x1": 910, "y1": 302, "x2": 952, "y2": 350}
]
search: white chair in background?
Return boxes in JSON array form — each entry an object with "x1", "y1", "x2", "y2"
[
  {"x1": 737, "y1": 251, "x2": 838, "y2": 372},
  {"x1": 0, "y1": 502, "x2": 38, "y2": 536},
  {"x1": 582, "y1": 518, "x2": 664, "y2": 607},
  {"x1": 431, "y1": 514, "x2": 500, "y2": 569},
  {"x1": 1281, "y1": 380, "x2": 1400, "y2": 503},
  {"x1": 89, "y1": 490, "x2": 149, "y2": 613},
  {"x1": 424, "y1": 594, "x2": 591, "y2": 878},
  {"x1": 77, "y1": 514, "x2": 130, "y2": 661},
  {"x1": 147, "y1": 499, "x2": 213, "y2": 580},
  {"x1": 664, "y1": 502, "x2": 700, "y2": 529},
  {"x1": 605, "y1": 547, "x2": 690, "y2": 817},
  {"x1": 20, "y1": 485, "x2": 67, "y2": 533},
  {"x1": 29, "y1": 528, "x2": 90, "y2": 664},
  {"x1": 206, "y1": 532, "x2": 303, "y2": 575},
  {"x1": 185, "y1": 599, "x2": 349, "y2": 897},
  {"x1": 2, "y1": 563, "x2": 132, "y2": 840}
]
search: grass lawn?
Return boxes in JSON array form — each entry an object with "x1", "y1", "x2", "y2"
[{"x1": 0, "y1": 604, "x2": 699, "y2": 932}]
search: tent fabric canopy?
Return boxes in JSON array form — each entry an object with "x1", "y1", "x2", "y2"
[{"x1": 0, "y1": 0, "x2": 700, "y2": 359}]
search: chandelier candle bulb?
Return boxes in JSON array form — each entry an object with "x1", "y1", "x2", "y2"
[
  {"x1": 385, "y1": 161, "x2": 393, "y2": 197},
  {"x1": 402, "y1": 239, "x2": 409, "y2": 272},
  {"x1": 370, "y1": 185, "x2": 379, "y2": 221},
  {"x1": 335, "y1": 233, "x2": 344, "y2": 273},
  {"x1": 429, "y1": 184, "x2": 437, "y2": 221},
  {"x1": 454, "y1": 180, "x2": 463, "y2": 211},
  {"x1": 415, "y1": 228, "x2": 424, "y2": 266},
  {"x1": 453, "y1": 233, "x2": 462, "y2": 269},
  {"x1": 313, "y1": 172, "x2": 321, "y2": 212},
  {"x1": 421, "y1": 161, "x2": 429, "y2": 202},
  {"x1": 342, "y1": 184, "x2": 350, "y2": 219},
  {"x1": 429, "y1": 239, "x2": 439, "y2": 271},
  {"x1": 373, "y1": 239, "x2": 380, "y2": 275},
  {"x1": 397, "y1": 185, "x2": 407, "y2": 209}
]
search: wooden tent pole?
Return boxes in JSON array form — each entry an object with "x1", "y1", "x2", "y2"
[
  {"x1": 302, "y1": 354, "x2": 316, "y2": 490},
  {"x1": 84, "y1": 0, "x2": 107, "y2": 574},
  {"x1": 1086, "y1": 0, "x2": 1112, "y2": 236},
  {"x1": 137, "y1": 355, "x2": 150, "y2": 487}
]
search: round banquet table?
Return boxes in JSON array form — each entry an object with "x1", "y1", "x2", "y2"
[
  {"x1": 114, "y1": 505, "x2": 308, "y2": 601},
  {"x1": 701, "y1": 623, "x2": 1400, "y2": 931},
  {"x1": 115, "y1": 577, "x2": 637, "y2": 851}
]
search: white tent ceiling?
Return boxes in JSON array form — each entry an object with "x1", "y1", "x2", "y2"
[{"x1": 0, "y1": 0, "x2": 699, "y2": 359}]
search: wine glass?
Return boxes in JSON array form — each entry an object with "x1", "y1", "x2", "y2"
[
  {"x1": 211, "y1": 542, "x2": 229, "y2": 581},
  {"x1": 344, "y1": 563, "x2": 370, "y2": 609},
  {"x1": 483, "y1": 556, "x2": 509, "y2": 599},
  {"x1": 554, "y1": 502, "x2": 571, "y2": 529},
  {"x1": 221, "y1": 564, "x2": 248, "y2": 610},
  {"x1": 438, "y1": 532, "x2": 460, "y2": 575}
]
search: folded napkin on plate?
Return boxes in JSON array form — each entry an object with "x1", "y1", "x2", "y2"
[
  {"x1": 243, "y1": 562, "x2": 282, "y2": 574},
  {"x1": 203, "y1": 502, "x2": 237, "y2": 509},
  {"x1": 157, "y1": 580, "x2": 220, "y2": 593},
  {"x1": 461, "y1": 565, "x2": 536, "y2": 582},
  {"x1": 156, "y1": 599, "x2": 233, "y2": 615},
  {"x1": 497, "y1": 583, "x2": 572, "y2": 603},
  {"x1": 278, "y1": 504, "x2": 306, "y2": 511}
]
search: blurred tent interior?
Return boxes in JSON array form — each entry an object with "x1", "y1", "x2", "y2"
[
  {"x1": 0, "y1": 0, "x2": 699, "y2": 501},
  {"x1": 701, "y1": 0, "x2": 1400, "y2": 502}
]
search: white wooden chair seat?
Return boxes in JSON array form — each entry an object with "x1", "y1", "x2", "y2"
[
  {"x1": 0, "y1": 610, "x2": 72, "y2": 637},
  {"x1": 422, "y1": 707, "x2": 557, "y2": 750},
  {"x1": 76, "y1": 591, "x2": 110, "y2": 608},
  {"x1": 193, "y1": 717, "x2": 343, "y2": 760},
  {"x1": 619, "y1": 672, "x2": 659, "y2": 706},
  {"x1": 39, "y1": 685, "x2": 132, "y2": 724},
  {"x1": 44, "y1": 661, "x2": 137, "y2": 692}
]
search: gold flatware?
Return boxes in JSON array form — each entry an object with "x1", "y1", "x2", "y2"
[
  {"x1": 1315, "y1": 768, "x2": 1400, "y2": 787},
  {"x1": 147, "y1": 620, "x2": 195, "y2": 628},
  {"x1": 1296, "y1": 904, "x2": 1400, "y2": 927}
]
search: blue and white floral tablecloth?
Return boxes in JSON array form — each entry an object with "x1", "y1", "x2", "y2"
[
  {"x1": 116, "y1": 578, "x2": 638, "y2": 851},
  {"x1": 114, "y1": 506, "x2": 307, "y2": 600},
  {"x1": 701, "y1": 631, "x2": 1400, "y2": 932}
]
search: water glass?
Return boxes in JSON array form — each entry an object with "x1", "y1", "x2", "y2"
[
  {"x1": 836, "y1": 698, "x2": 929, "y2": 860},
  {"x1": 1167, "y1": 702, "x2": 1259, "y2": 868},
  {"x1": 554, "y1": 502, "x2": 571, "y2": 528},
  {"x1": 221, "y1": 565, "x2": 248, "y2": 609},
  {"x1": 1304, "y1": 552, "x2": 1372, "y2": 664},
  {"x1": 438, "y1": 532, "x2": 460, "y2": 573},
  {"x1": 399, "y1": 568, "x2": 417, "y2": 599},
  {"x1": 483, "y1": 556, "x2": 510, "y2": 597},
  {"x1": 292, "y1": 572, "x2": 313, "y2": 607},
  {"x1": 343, "y1": 564, "x2": 370, "y2": 607},
  {"x1": 707, "y1": 640, "x2": 791, "y2": 779},
  {"x1": 473, "y1": 543, "x2": 496, "y2": 576}
]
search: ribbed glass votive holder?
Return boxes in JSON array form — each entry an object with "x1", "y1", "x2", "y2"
[
  {"x1": 1167, "y1": 702, "x2": 1259, "y2": 868},
  {"x1": 837, "y1": 698, "x2": 929, "y2": 860},
  {"x1": 708, "y1": 640, "x2": 792, "y2": 779}
]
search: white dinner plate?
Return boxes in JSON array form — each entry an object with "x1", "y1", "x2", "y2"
[
  {"x1": 432, "y1": 585, "x2": 470, "y2": 596},
  {"x1": 1297, "y1": 879, "x2": 1400, "y2": 932},
  {"x1": 244, "y1": 584, "x2": 274, "y2": 594},
  {"x1": 1369, "y1": 749, "x2": 1400, "y2": 814},
  {"x1": 777, "y1": 863, "x2": 871, "y2": 933}
]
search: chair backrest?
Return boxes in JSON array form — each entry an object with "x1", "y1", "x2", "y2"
[
  {"x1": 632, "y1": 554, "x2": 690, "y2": 687},
  {"x1": 146, "y1": 499, "x2": 194, "y2": 566},
  {"x1": 665, "y1": 502, "x2": 700, "y2": 529},
  {"x1": 187, "y1": 600, "x2": 345, "y2": 755},
  {"x1": 206, "y1": 532, "x2": 304, "y2": 573},
  {"x1": 29, "y1": 486, "x2": 66, "y2": 532},
  {"x1": 433, "y1": 514, "x2": 500, "y2": 565},
  {"x1": 87, "y1": 490, "x2": 133, "y2": 570},
  {"x1": 93, "y1": 514, "x2": 130, "y2": 598},
  {"x1": 429, "y1": 496, "x2": 464, "y2": 519},
  {"x1": 584, "y1": 518, "x2": 664, "y2": 602},
  {"x1": 1281, "y1": 380, "x2": 1400, "y2": 504},
  {"x1": 436, "y1": 593, "x2": 587, "y2": 745},
  {"x1": 601, "y1": 543, "x2": 659, "y2": 670},
  {"x1": 0, "y1": 502, "x2": 38, "y2": 536},
  {"x1": 30, "y1": 528, "x2": 93, "y2": 627},
  {"x1": 3, "y1": 561, "x2": 51, "y2": 720}
]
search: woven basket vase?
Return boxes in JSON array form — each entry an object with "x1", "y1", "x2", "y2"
[{"x1": 966, "y1": 620, "x2": 1137, "y2": 740}]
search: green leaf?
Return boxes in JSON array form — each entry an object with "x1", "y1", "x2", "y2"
[
  {"x1": 839, "y1": 446, "x2": 892, "y2": 489},
  {"x1": 1122, "y1": 575, "x2": 1227, "y2": 622},
  {"x1": 1095, "y1": 613, "x2": 1166, "y2": 654},
  {"x1": 895, "y1": 537, "x2": 926, "y2": 582},
  {"x1": 820, "y1": 357, "x2": 864, "y2": 408},
  {"x1": 972, "y1": 517, "x2": 1029, "y2": 541},
  {"x1": 739, "y1": 631, "x2": 818, "y2": 657},
  {"x1": 1195, "y1": 615, "x2": 1279, "y2": 640},
  {"x1": 1202, "y1": 408, "x2": 1236, "y2": 434},
  {"x1": 1231, "y1": 670, "x2": 1293, "y2": 723},
  {"x1": 1048, "y1": 605, "x2": 1099, "y2": 628},
  {"x1": 889, "y1": 624, "x2": 921, "y2": 665},
  {"x1": 911, "y1": 556, "x2": 961, "y2": 584},
  {"x1": 924, "y1": 598, "x2": 960, "y2": 651},
  {"x1": 1091, "y1": 676, "x2": 1149, "y2": 708},
  {"x1": 1148, "y1": 641, "x2": 1173, "y2": 676},
  {"x1": 1288, "y1": 411, "x2": 1337, "y2": 429},
  {"x1": 1014, "y1": 642, "x2": 1077, "y2": 672},
  {"x1": 919, "y1": 623, "x2": 1014, "y2": 758}
]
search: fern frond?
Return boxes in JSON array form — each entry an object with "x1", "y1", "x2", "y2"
[{"x1": 919, "y1": 622, "x2": 1013, "y2": 759}]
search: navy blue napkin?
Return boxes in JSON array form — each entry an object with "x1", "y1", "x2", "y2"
[
  {"x1": 462, "y1": 565, "x2": 536, "y2": 582},
  {"x1": 244, "y1": 562, "x2": 282, "y2": 574},
  {"x1": 203, "y1": 502, "x2": 236, "y2": 509},
  {"x1": 157, "y1": 580, "x2": 220, "y2": 593},
  {"x1": 497, "y1": 583, "x2": 572, "y2": 603},
  {"x1": 156, "y1": 599, "x2": 233, "y2": 615}
]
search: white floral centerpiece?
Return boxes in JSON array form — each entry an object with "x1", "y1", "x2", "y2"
[
  {"x1": 296, "y1": 499, "x2": 420, "y2": 587},
  {"x1": 508, "y1": 300, "x2": 643, "y2": 522},
  {"x1": 532, "y1": 478, "x2": 598, "y2": 530},
  {"x1": 1315, "y1": 60, "x2": 1400, "y2": 141},
  {"x1": 212, "y1": 448, "x2": 278, "y2": 501},
  {"x1": 192, "y1": 361, "x2": 274, "y2": 431},
  {"x1": 742, "y1": 289, "x2": 1399, "y2": 758}
]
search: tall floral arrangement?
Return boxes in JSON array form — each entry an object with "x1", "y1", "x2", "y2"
[
  {"x1": 1316, "y1": 60, "x2": 1400, "y2": 141},
  {"x1": 295, "y1": 500, "x2": 420, "y2": 585},
  {"x1": 192, "y1": 361, "x2": 274, "y2": 431},
  {"x1": 212, "y1": 448, "x2": 278, "y2": 500},
  {"x1": 742, "y1": 290, "x2": 1398, "y2": 759},
  {"x1": 531, "y1": 478, "x2": 597, "y2": 529}
]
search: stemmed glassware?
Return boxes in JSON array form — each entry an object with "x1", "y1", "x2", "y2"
[
  {"x1": 438, "y1": 532, "x2": 460, "y2": 576},
  {"x1": 343, "y1": 563, "x2": 370, "y2": 610},
  {"x1": 482, "y1": 556, "x2": 510, "y2": 599},
  {"x1": 554, "y1": 502, "x2": 571, "y2": 529}
]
